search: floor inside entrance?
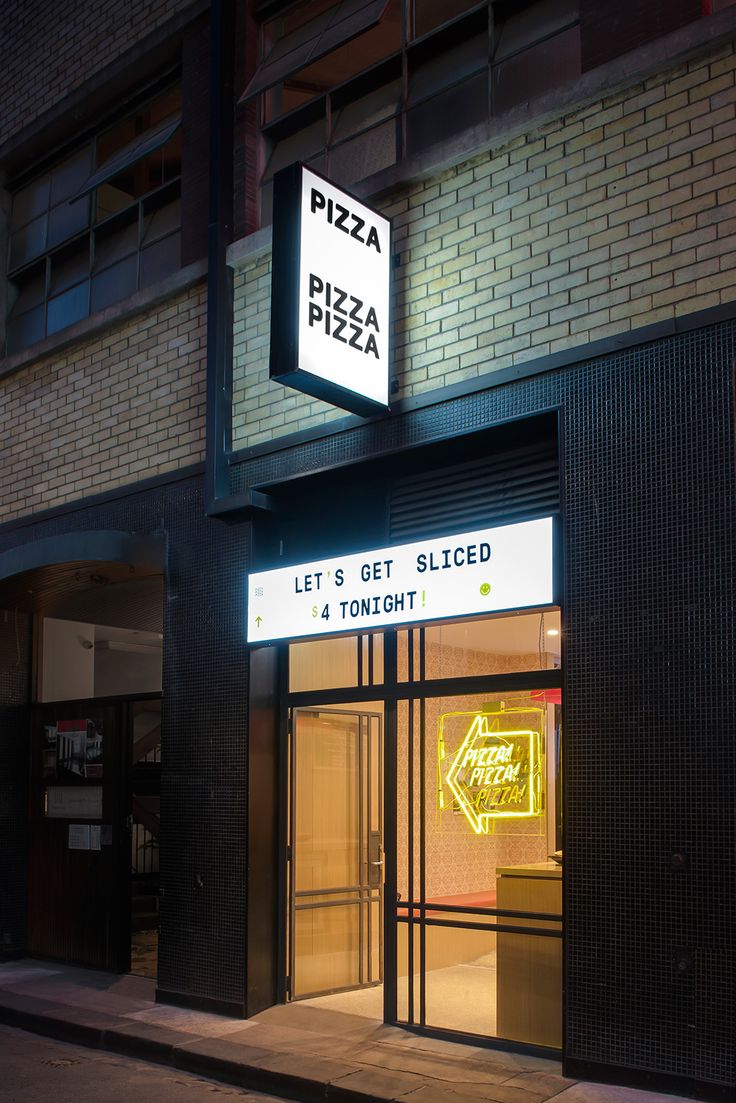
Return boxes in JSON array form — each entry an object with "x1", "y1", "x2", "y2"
[
  {"x1": 130, "y1": 930, "x2": 158, "y2": 979},
  {"x1": 301, "y1": 951, "x2": 497, "y2": 1037}
]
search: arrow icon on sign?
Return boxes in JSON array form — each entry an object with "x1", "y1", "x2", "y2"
[{"x1": 255, "y1": 616, "x2": 263, "y2": 627}]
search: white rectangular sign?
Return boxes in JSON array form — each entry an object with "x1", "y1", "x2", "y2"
[
  {"x1": 270, "y1": 163, "x2": 391, "y2": 417},
  {"x1": 247, "y1": 517, "x2": 554, "y2": 643},
  {"x1": 298, "y1": 167, "x2": 390, "y2": 406}
]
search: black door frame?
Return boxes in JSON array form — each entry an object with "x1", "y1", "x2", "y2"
[{"x1": 276, "y1": 609, "x2": 563, "y2": 1058}]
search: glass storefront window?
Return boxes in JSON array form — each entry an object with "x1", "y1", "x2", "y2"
[
  {"x1": 288, "y1": 632, "x2": 384, "y2": 692},
  {"x1": 285, "y1": 609, "x2": 562, "y2": 1049},
  {"x1": 395, "y1": 687, "x2": 562, "y2": 1047},
  {"x1": 397, "y1": 610, "x2": 561, "y2": 681}
]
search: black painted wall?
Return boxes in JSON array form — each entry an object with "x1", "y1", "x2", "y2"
[
  {"x1": 0, "y1": 317, "x2": 733, "y2": 1092},
  {"x1": 231, "y1": 318, "x2": 736, "y2": 1095},
  {"x1": 0, "y1": 476, "x2": 251, "y2": 1012},
  {"x1": 0, "y1": 608, "x2": 31, "y2": 958}
]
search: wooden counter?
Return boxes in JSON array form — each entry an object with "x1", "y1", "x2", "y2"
[{"x1": 495, "y1": 862, "x2": 562, "y2": 1048}]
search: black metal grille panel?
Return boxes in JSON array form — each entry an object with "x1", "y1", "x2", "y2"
[
  {"x1": 232, "y1": 320, "x2": 736, "y2": 1090},
  {"x1": 389, "y1": 439, "x2": 559, "y2": 541}
]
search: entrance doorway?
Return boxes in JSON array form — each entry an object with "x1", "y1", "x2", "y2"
[
  {"x1": 24, "y1": 564, "x2": 164, "y2": 976},
  {"x1": 282, "y1": 612, "x2": 563, "y2": 1052},
  {"x1": 288, "y1": 707, "x2": 382, "y2": 1000}
]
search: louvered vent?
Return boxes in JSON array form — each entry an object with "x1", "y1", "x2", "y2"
[{"x1": 389, "y1": 439, "x2": 559, "y2": 542}]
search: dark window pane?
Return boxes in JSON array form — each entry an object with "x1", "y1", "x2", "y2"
[
  {"x1": 96, "y1": 181, "x2": 135, "y2": 221},
  {"x1": 50, "y1": 147, "x2": 92, "y2": 203},
  {"x1": 329, "y1": 118, "x2": 397, "y2": 185},
  {"x1": 96, "y1": 149, "x2": 169, "y2": 217},
  {"x1": 272, "y1": 0, "x2": 401, "y2": 116},
  {"x1": 140, "y1": 231, "x2": 180, "y2": 288},
  {"x1": 9, "y1": 214, "x2": 47, "y2": 270},
  {"x1": 97, "y1": 86, "x2": 182, "y2": 166},
  {"x1": 413, "y1": 0, "x2": 483, "y2": 38},
  {"x1": 142, "y1": 195, "x2": 181, "y2": 246},
  {"x1": 408, "y1": 31, "x2": 487, "y2": 105},
  {"x1": 6, "y1": 305, "x2": 45, "y2": 354},
  {"x1": 148, "y1": 86, "x2": 183, "y2": 127},
  {"x1": 94, "y1": 209, "x2": 139, "y2": 270},
  {"x1": 47, "y1": 194, "x2": 90, "y2": 249},
  {"x1": 493, "y1": 0, "x2": 579, "y2": 62},
  {"x1": 245, "y1": 0, "x2": 392, "y2": 107},
  {"x1": 7, "y1": 263, "x2": 46, "y2": 317},
  {"x1": 46, "y1": 281, "x2": 89, "y2": 335},
  {"x1": 82, "y1": 119, "x2": 181, "y2": 204},
  {"x1": 11, "y1": 177, "x2": 50, "y2": 230},
  {"x1": 264, "y1": 0, "x2": 337, "y2": 53},
  {"x1": 407, "y1": 70, "x2": 488, "y2": 158},
  {"x1": 262, "y1": 118, "x2": 326, "y2": 181},
  {"x1": 49, "y1": 240, "x2": 90, "y2": 295},
  {"x1": 331, "y1": 76, "x2": 400, "y2": 142},
  {"x1": 493, "y1": 25, "x2": 580, "y2": 114},
  {"x1": 91, "y1": 254, "x2": 138, "y2": 312}
]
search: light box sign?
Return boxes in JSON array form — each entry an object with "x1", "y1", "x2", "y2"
[
  {"x1": 247, "y1": 516, "x2": 554, "y2": 644},
  {"x1": 269, "y1": 162, "x2": 391, "y2": 417}
]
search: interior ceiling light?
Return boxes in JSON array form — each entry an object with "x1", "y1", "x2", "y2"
[{"x1": 546, "y1": 628, "x2": 559, "y2": 636}]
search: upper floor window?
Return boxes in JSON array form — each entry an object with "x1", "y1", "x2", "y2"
[
  {"x1": 6, "y1": 85, "x2": 182, "y2": 356},
  {"x1": 241, "y1": 0, "x2": 580, "y2": 224}
]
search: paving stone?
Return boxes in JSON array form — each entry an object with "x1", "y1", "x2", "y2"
[
  {"x1": 332, "y1": 1066, "x2": 428, "y2": 1100},
  {"x1": 173, "y1": 1035, "x2": 274, "y2": 1067},
  {"x1": 348, "y1": 1043, "x2": 510, "y2": 1085},
  {"x1": 250, "y1": 1048, "x2": 361, "y2": 1084},
  {"x1": 502, "y1": 1070, "x2": 575, "y2": 1097},
  {"x1": 552, "y1": 1086, "x2": 692, "y2": 1103},
  {"x1": 104, "y1": 1020, "x2": 190, "y2": 1060}
]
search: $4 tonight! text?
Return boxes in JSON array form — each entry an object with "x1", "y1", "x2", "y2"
[{"x1": 294, "y1": 540, "x2": 493, "y2": 625}]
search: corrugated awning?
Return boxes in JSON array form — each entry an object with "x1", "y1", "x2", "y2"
[
  {"x1": 72, "y1": 116, "x2": 181, "y2": 198},
  {"x1": 239, "y1": 0, "x2": 390, "y2": 104}
]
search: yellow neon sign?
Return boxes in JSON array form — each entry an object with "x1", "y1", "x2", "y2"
[{"x1": 441, "y1": 711, "x2": 542, "y2": 833}]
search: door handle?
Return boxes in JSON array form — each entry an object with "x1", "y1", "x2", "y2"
[{"x1": 370, "y1": 859, "x2": 384, "y2": 866}]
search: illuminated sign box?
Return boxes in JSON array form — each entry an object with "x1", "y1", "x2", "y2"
[
  {"x1": 269, "y1": 162, "x2": 391, "y2": 417},
  {"x1": 247, "y1": 516, "x2": 555, "y2": 644}
]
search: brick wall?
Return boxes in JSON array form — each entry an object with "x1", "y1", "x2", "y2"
[
  {"x1": 0, "y1": 0, "x2": 198, "y2": 151},
  {"x1": 231, "y1": 39, "x2": 736, "y2": 451},
  {"x1": 0, "y1": 285, "x2": 206, "y2": 522},
  {"x1": 232, "y1": 254, "x2": 345, "y2": 446}
]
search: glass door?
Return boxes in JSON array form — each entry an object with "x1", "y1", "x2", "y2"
[{"x1": 289, "y1": 706, "x2": 382, "y2": 999}]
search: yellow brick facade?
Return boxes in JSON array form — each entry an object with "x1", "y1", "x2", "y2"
[
  {"x1": 0, "y1": 285, "x2": 207, "y2": 522},
  {"x1": 232, "y1": 40, "x2": 736, "y2": 450}
]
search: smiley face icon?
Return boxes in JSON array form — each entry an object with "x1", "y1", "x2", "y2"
[{"x1": 479, "y1": 582, "x2": 491, "y2": 597}]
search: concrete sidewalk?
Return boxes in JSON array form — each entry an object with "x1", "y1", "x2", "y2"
[{"x1": 0, "y1": 960, "x2": 689, "y2": 1103}]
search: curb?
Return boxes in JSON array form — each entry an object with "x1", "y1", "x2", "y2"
[{"x1": 0, "y1": 1000, "x2": 396, "y2": 1103}]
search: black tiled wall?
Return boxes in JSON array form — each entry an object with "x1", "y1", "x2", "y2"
[
  {"x1": 0, "y1": 609, "x2": 31, "y2": 957},
  {"x1": 232, "y1": 319, "x2": 736, "y2": 1090},
  {"x1": 0, "y1": 476, "x2": 251, "y2": 1009},
  {"x1": 0, "y1": 317, "x2": 733, "y2": 1088}
]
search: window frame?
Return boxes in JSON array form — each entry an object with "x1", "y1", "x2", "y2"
[
  {"x1": 249, "y1": 0, "x2": 582, "y2": 224},
  {"x1": 5, "y1": 81, "x2": 183, "y2": 357}
]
